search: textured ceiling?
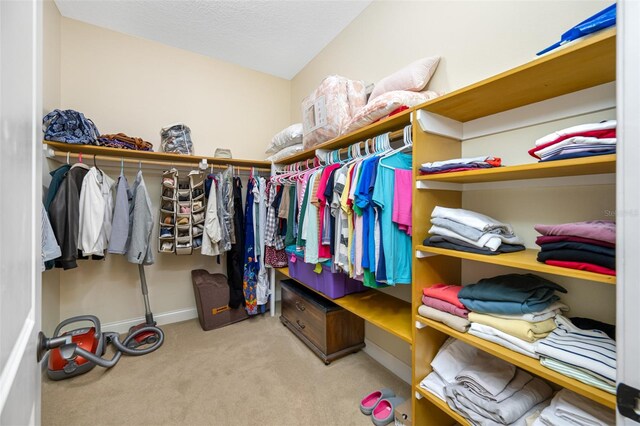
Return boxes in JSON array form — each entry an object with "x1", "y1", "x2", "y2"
[{"x1": 54, "y1": 0, "x2": 372, "y2": 79}]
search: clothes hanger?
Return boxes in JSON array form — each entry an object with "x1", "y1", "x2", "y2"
[
  {"x1": 66, "y1": 152, "x2": 70, "y2": 165},
  {"x1": 380, "y1": 128, "x2": 412, "y2": 169},
  {"x1": 93, "y1": 154, "x2": 103, "y2": 178},
  {"x1": 120, "y1": 158, "x2": 124, "y2": 175}
]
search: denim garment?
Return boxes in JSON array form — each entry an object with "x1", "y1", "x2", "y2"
[{"x1": 43, "y1": 109, "x2": 100, "y2": 145}]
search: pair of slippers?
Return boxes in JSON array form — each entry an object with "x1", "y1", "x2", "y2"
[{"x1": 359, "y1": 388, "x2": 404, "y2": 426}]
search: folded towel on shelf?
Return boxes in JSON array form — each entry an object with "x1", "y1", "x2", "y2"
[
  {"x1": 543, "y1": 260, "x2": 616, "y2": 276},
  {"x1": 423, "y1": 283, "x2": 466, "y2": 309},
  {"x1": 448, "y1": 395, "x2": 550, "y2": 426},
  {"x1": 469, "y1": 312, "x2": 557, "y2": 343},
  {"x1": 536, "y1": 316, "x2": 616, "y2": 382},
  {"x1": 537, "y1": 249, "x2": 615, "y2": 270},
  {"x1": 444, "y1": 373, "x2": 552, "y2": 425},
  {"x1": 432, "y1": 206, "x2": 515, "y2": 234},
  {"x1": 455, "y1": 358, "x2": 517, "y2": 400},
  {"x1": 458, "y1": 274, "x2": 566, "y2": 315},
  {"x1": 422, "y1": 295, "x2": 469, "y2": 318},
  {"x1": 535, "y1": 235, "x2": 615, "y2": 249},
  {"x1": 469, "y1": 322, "x2": 540, "y2": 359},
  {"x1": 420, "y1": 371, "x2": 447, "y2": 401},
  {"x1": 423, "y1": 235, "x2": 526, "y2": 256},
  {"x1": 540, "y1": 357, "x2": 616, "y2": 395},
  {"x1": 534, "y1": 221, "x2": 616, "y2": 245},
  {"x1": 487, "y1": 301, "x2": 569, "y2": 323},
  {"x1": 418, "y1": 305, "x2": 470, "y2": 333},
  {"x1": 532, "y1": 389, "x2": 615, "y2": 426}
]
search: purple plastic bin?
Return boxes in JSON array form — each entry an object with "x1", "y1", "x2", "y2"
[
  {"x1": 287, "y1": 253, "x2": 319, "y2": 291},
  {"x1": 345, "y1": 277, "x2": 367, "y2": 295},
  {"x1": 316, "y1": 264, "x2": 348, "y2": 299}
]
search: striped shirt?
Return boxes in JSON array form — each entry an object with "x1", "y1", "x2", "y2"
[{"x1": 536, "y1": 315, "x2": 616, "y2": 382}]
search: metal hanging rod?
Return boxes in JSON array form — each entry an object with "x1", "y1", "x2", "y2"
[{"x1": 48, "y1": 150, "x2": 271, "y2": 172}]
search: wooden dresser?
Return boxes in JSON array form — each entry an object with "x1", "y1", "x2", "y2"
[{"x1": 280, "y1": 280, "x2": 365, "y2": 364}]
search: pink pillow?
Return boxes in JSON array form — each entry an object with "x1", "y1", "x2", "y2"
[
  {"x1": 369, "y1": 56, "x2": 440, "y2": 101},
  {"x1": 342, "y1": 90, "x2": 441, "y2": 135}
]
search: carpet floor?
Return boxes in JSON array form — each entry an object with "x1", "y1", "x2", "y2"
[{"x1": 42, "y1": 312, "x2": 410, "y2": 425}]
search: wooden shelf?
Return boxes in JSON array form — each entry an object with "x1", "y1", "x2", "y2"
[
  {"x1": 276, "y1": 267, "x2": 412, "y2": 343},
  {"x1": 274, "y1": 108, "x2": 414, "y2": 164},
  {"x1": 43, "y1": 140, "x2": 272, "y2": 169},
  {"x1": 415, "y1": 386, "x2": 469, "y2": 425},
  {"x1": 417, "y1": 155, "x2": 616, "y2": 184},
  {"x1": 416, "y1": 315, "x2": 616, "y2": 409},
  {"x1": 415, "y1": 246, "x2": 615, "y2": 285},
  {"x1": 417, "y1": 28, "x2": 616, "y2": 122}
]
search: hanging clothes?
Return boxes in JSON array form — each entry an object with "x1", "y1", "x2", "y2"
[
  {"x1": 43, "y1": 163, "x2": 71, "y2": 270},
  {"x1": 49, "y1": 163, "x2": 90, "y2": 270},
  {"x1": 227, "y1": 177, "x2": 245, "y2": 309},
  {"x1": 78, "y1": 167, "x2": 115, "y2": 257},
  {"x1": 127, "y1": 170, "x2": 154, "y2": 265},
  {"x1": 243, "y1": 177, "x2": 260, "y2": 315},
  {"x1": 201, "y1": 174, "x2": 222, "y2": 256},
  {"x1": 372, "y1": 152, "x2": 412, "y2": 285},
  {"x1": 108, "y1": 170, "x2": 132, "y2": 255},
  {"x1": 41, "y1": 204, "x2": 61, "y2": 272}
]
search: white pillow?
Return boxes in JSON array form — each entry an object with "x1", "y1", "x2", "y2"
[
  {"x1": 266, "y1": 143, "x2": 304, "y2": 163},
  {"x1": 342, "y1": 90, "x2": 441, "y2": 135},
  {"x1": 369, "y1": 56, "x2": 440, "y2": 101},
  {"x1": 265, "y1": 123, "x2": 303, "y2": 155}
]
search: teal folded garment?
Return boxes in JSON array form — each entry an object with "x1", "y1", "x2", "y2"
[{"x1": 458, "y1": 273, "x2": 566, "y2": 315}]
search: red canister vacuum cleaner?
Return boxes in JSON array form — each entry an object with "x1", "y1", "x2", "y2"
[{"x1": 37, "y1": 265, "x2": 164, "y2": 380}]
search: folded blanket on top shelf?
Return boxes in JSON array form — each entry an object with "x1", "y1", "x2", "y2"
[{"x1": 529, "y1": 120, "x2": 617, "y2": 162}]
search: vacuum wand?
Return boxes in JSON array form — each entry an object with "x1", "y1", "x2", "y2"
[{"x1": 138, "y1": 264, "x2": 154, "y2": 326}]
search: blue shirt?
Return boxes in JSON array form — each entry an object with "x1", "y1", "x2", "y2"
[{"x1": 372, "y1": 153, "x2": 412, "y2": 285}]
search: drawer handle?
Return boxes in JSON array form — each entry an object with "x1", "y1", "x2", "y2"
[
  {"x1": 295, "y1": 301, "x2": 306, "y2": 312},
  {"x1": 296, "y1": 320, "x2": 306, "y2": 329}
]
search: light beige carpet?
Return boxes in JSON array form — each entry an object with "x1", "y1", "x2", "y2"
[{"x1": 42, "y1": 312, "x2": 409, "y2": 426}]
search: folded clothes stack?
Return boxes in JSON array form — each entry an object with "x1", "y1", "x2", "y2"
[
  {"x1": 532, "y1": 389, "x2": 614, "y2": 426},
  {"x1": 423, "y1": 207, "x2": 525, "y2": 255},
  {"x1": 459, "y1": 274, "x2": 568, "y2": 358},
  {"x1": 528, "y1": 120, "x2": 616, "y2": 162},
  {"x1": 535, "y1": 220, "x2": 616, "y2": 276},
  {"x1": 418, "y1": 284, "x2": 470, "y2": 332},
  {"x1": 536, "y1": 315, "x2": 617, "y2": 394},
  {"x1": 420, "y1": 338, "x2": 553, "y2": 425},
  {"x1": 419, "y1": 156, "x2": 501, "y2": 174},
  {"x1": 97, "y1": 133, "x2": 154, "y2": 151}
]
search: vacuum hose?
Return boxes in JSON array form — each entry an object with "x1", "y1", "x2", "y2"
[{"x1": 106, "y1": 327, "x2": 165, "y2": 356}]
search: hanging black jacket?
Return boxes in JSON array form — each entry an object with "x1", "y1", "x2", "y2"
[{"x1": 49, "y1": 164, "x2": 89, "y2": 269}]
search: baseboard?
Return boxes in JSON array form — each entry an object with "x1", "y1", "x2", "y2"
[
  {"x1": 362, "y1": 338, "x2": 412, "y2": 385},
  {"x1": 102, "y1": 307, "x2": 198, "y2": 334}
]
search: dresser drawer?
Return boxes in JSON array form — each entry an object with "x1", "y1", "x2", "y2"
[
  {"x1": 280, "y1": 279, "x2": 365, "y2": 364},
  {"x1": 281, "y1": 285, "x2": 325, "y2": 350}
]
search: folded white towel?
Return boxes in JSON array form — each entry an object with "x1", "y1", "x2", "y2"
[
  {"x1": 431, "y1": 206, "x2": 514, "y2": 234},
  {"x1": 532, "y1": 389, "x2": 614, "y2": 426}
]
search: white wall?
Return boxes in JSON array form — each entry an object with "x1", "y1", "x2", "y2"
[{"x1": 55, "y1": 18, "x2": 289, "y2": 326}]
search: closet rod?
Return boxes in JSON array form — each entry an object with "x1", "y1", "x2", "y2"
[
  {"x1": 49, "y1": 150, "x2": 272, "y2": 172},
  {"x1": 333, "y1": 127, "x2": 406, "y2": 156}
]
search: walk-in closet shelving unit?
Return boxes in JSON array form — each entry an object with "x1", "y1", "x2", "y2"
[
  {"x1": 273, "y1": 108, "x2": 416, "y2": 344},
  {"x1": 410, "y1": 28, "x2": 616, "y2": 425}
]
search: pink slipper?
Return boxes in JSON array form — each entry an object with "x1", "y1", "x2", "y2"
[{"x1": 360, "y1": 388, "x2": 395, "y2": 415}]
